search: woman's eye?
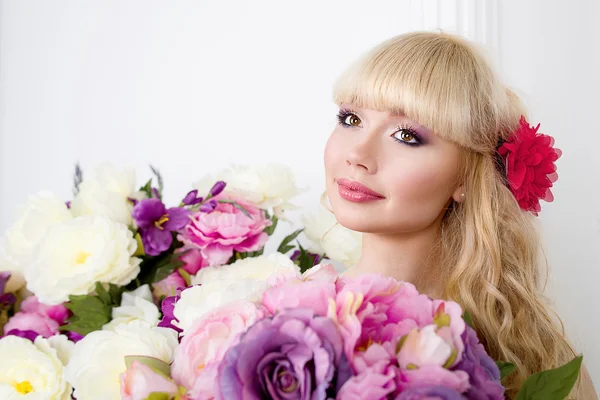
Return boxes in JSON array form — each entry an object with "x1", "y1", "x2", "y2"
[
  {"x1": 393, "y1": 129, "x2": 422, "y2": 146},
  {"x1": 337, "y1": 110, "x2": 362, "y2": 127},
  {"x1": 345, "y1": 114, "x2": 361, "y2": 126}
]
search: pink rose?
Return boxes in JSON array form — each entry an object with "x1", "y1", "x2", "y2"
[
  {"x1": 171, "y1": 300, "x2": 264, "y2": 397},
  {"x1": 177, "y1": 195, "x2": 272, "y2": 266},
  {"x1": 4, "y1": 296, "x2": 69, "y2": 337},
  {"x1": 120, "y1": 360, "x2": 179, "y2": 400},
  {"x1": 152, "y1": 271, "x2": 187, "y2": 299}
]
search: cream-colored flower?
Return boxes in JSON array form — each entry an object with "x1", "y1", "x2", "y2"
[
  {"x1": 174, "y1": 279, "x2": 267, "y2": 334},
  {"x1": 0, "y1": 192, "x2": 72, "y2": 292},
  {"x1": 194, "y1": 163, "x2": 305, "y2": 218},
  {"x1": 191, "y1": 252, "x2": 300, "y2": 285},
  {"x1": 24, "y1": 215, "x2": 141, "y2": 305},
  {"x1": 0, "y1": 335, "x2": 73, "y2": 400},
  {"x1": 70, "y1": 164, "x2": 138, "y2": 226},
  {"x1": 65, "y1": 321, "x2": 177, "y2": 400},
  {"x1": 103, "y1": 285, "x2": 160, "y2": 331},
  {"x1": 301, "y1": 205, "x2": 362, "y2": 267}
]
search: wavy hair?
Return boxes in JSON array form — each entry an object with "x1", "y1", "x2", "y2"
[{"x1": 330, "y1": 31, "x2": 580, "y2": 398}]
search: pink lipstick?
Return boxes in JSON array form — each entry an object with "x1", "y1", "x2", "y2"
[{"x1": 337, "y1": 178, "x2": 385, "y2": 203}]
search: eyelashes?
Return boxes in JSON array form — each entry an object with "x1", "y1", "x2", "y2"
[{"x1": 336, "y1": 109, "x2": 425, "y2": 147}]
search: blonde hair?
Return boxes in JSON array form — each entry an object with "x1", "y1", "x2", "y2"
[{"x1": 331, "y1": 31, "x2": 580, "y2": 399}]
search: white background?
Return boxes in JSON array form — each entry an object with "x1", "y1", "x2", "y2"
[{"x1": 0, "y1": 0, "x2": 598, "y2": 389}]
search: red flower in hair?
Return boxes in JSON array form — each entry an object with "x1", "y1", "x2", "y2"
[{"x1": 497, "y1": 116, "x2": 562, "y2": 215}]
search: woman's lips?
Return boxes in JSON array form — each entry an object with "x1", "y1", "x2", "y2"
[{"x1": 336, "y1": 178, "x2": 385, "y2": 203}]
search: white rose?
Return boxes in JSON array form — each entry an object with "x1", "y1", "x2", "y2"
[
  {"x1": 24, "y1": 215, "x2": 141, "y2": 305},
  {"x1": 103, "y1": 285, "x2": 160, "y2": 331},
  {"x1": 174, "y1": 279, "x2": 267, "y2": 334},
  {"x1": 65, "y1": 320, "x2": 177, "y2": 400},
  {"x1": 191, "y1": 252, "x2": 300, "y2": 285},
  {"x1": 194, "y1": 163, "x2": 304, "y2": 218},
  {"x1": 0, "y1": 192, "x2": 72, "y2": 292},
  {"x1": 301, "y1": 205, "x2": 362, "y2": 267},
  {"x1": 70, "y1": 164, "x2": 137, "y2": 226},
  {"x1": 0, "y1": 335, "x2": 73, "y2": 400}
]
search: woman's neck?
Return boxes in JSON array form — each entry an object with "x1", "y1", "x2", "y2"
[{"x1": 341, "y1": 222, "x2": 446, "y2": 298}]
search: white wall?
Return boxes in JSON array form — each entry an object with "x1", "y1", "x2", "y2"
[{"x1": 1, "y1": 0, "x2": 598, "y2": 388}]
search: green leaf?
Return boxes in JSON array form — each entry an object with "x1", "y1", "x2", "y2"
[
  {"x1": 515, "y1": 355, "x2": 583, "y2": 400},
  {"x1": 297, "y1": 243, "x2": 313, "y2": 274},
  {"x1": 139, "y1": 179, "x2": 153, "y2": 198},
  {"x1": 125, "y1": 355, "x2": 171, "y2": 378},
  {"x1": 178, "y1": 268, "x2": 191, "y2": 287},
  {"x1": 60, "y1": 282, "x2": 126, "y2": 336},
  {"x1": 73, "y1": 162, "x2": 83, "y2": 197},
  {"x1": 136, "y1": 248, "x2": 188, "y2": 286},
  {"x1": 277, "y1": 229, "x2": 304, "y2": 254},
  {"x1": 149, "y1": 165, "x2": 164, "y2": 199},
  {"x1": 62, "y1": 295, "x2": 112, "y2": 335},
  {"x1": 463, "y1": 310, "x2": 473, "y2": 328},
  {"x1": 264, "y1": 215, "x2": 279, "y2": 236},
  {"x1": 218, "y1": 199, "x2": 253, "y2": 219},
  {"x1": 496, "y1": 361, "x2": 517, "y2": 380},
  {"x1": 145, "y1": 393, "x2": 171, "y2": 400}
]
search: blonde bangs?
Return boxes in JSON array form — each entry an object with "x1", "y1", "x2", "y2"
[{"x1": 332, "y1": 32, "x2": 519, "y2": 153}]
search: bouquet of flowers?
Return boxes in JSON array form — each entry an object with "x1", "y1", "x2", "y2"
[{"x1": 0, "y1": 164, "x2": 582, "y2": 400}]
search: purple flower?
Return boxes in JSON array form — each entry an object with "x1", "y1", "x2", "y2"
[
  {"x1": 0, "y1": 272, "x2": 16, "y2": 309},
  {"x1": 209, "y1": 181, "x2": 226, "y2": 197},
  {"x1": 182, "y1": 190, "x2": 203, "y2": 206},
  {"x1": 216, "y1": 308, "x2": 352, "y2": 399},
  {"x1": 198, "y1": 199, "x2": 218, "y2": 213},
  {"x1": 5, "y1": 329, "x2": 39, "y2": 341},
  {"x1": 157, "y1": 293, "x2": 183, "y2": 335},
  {"x1": 290, "y1": 249, "x2": 323, "y2": 266},
  {"x1": 395, "y1": 386, "x2": 466, "y2": 400},
  {"x1": 451, "y1": 327, "x2": 504, "y2": 400},
  {"x1": 132, "y1": 198, "x2": 190, "y2": 256}
]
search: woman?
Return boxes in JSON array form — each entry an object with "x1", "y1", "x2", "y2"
[{"x1": 324, "y1": 31, "x2": 597, "y2": 399}]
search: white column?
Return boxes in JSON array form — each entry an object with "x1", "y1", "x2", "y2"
[{"x1": 408, "y1": 0, "x2": 500, "y2": 64}]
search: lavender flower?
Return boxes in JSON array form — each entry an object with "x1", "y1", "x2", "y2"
[
  {"x1": 216, "y1": 308, "x2": 352, "y2": 399},
  {"x1": 395, "y1": 386, "x2": 466, "y2": 400},
  {"x1": 452, "y1": 327, "x2": 504, "y2": 399},
  {"x1": 132, "y1": 198, "x2": 190, "y2": 256}
]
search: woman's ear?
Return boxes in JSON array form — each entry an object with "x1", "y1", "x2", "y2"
[{"x1": 452, "y1": 186, "x2": 466, "y2": 203}]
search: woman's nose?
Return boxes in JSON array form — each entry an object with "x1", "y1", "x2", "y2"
[{"x1": 346, "y1": 134, "x2": 379, "y2": 174}]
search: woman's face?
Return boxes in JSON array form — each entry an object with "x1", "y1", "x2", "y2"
[{"x1": 324, "y1": 103, "x2": 465, "y2": 234}]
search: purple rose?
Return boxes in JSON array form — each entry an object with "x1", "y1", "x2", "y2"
[
  {"x1": 395, "y1": 386, "x2": 466, "y2": 400},
  {"x1": 216, "y1": 308, "x2": 352, "y2": 399},
  {"x1": 452, "y1": 327, "x2": 504, "y2": 400}
]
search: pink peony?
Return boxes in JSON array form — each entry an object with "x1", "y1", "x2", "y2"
[
  {"x1": 152, "y1": 271, "x2": 187, "y2": 300},
  {"x1": 396, "y1": 325, "x2": 455, "y2": 370},
  {"x1": 262, "y1": 278, "x2": 336, "y2": 317},
  {"x1": 396, "y1": 365, "x2": 470, "y2": 394},
  {"x1": 337, "y1": 359, "x2": 398, "y2": 399},
  {"x1": 330, "y1": 274, "x2": 435, "y2": 363},
  {"x1": 177, "y1": 195, "x2": 272, "y2": 266},
  {"x1": 120, "y1": 360, "x2": 179, "y2": 400},
  {"x1": 177, "y1": 247, "x2": 210, "y2": 276},
  {"x1": 171, "y1": 300, "x2": 265, "y2": 397},
  {"x1": 3, "y1": 296, "x2": 69, "y2": 338}
]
